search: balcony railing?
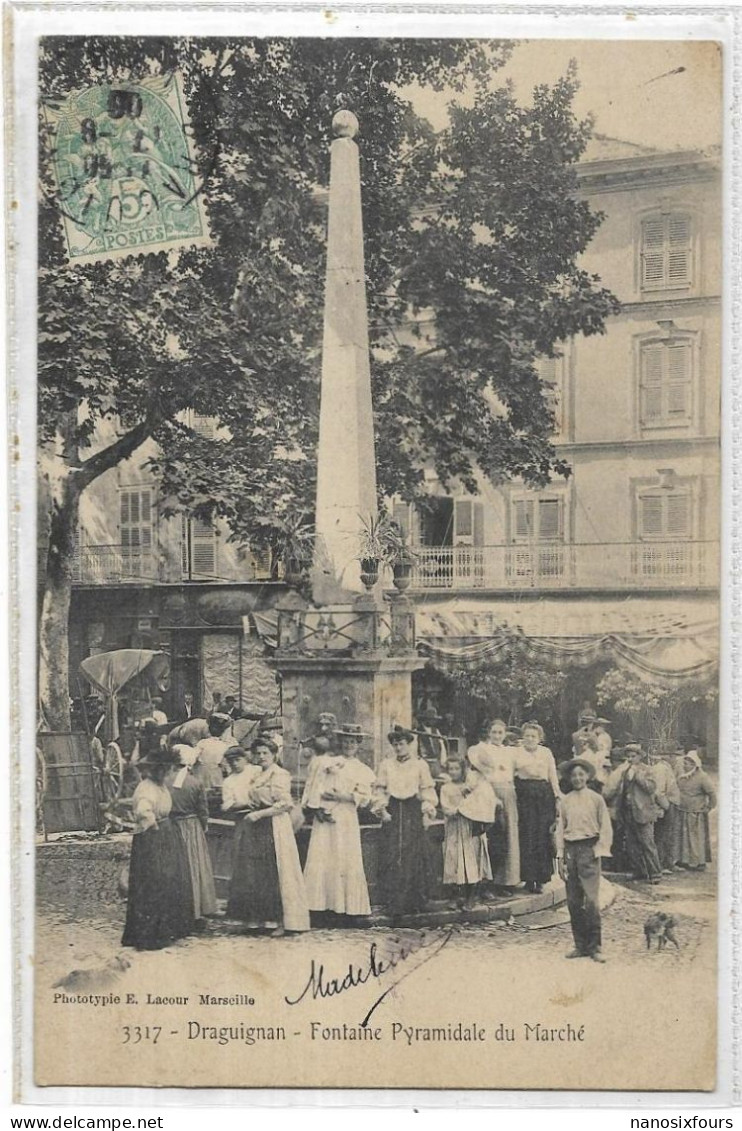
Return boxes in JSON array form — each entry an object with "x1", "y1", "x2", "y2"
[
  {"x1": 72, "y1": 544, "x2": 159, "y2": 584},
  {"x1": 408, "y1": 541, "x2": 719, "y2": 592},
  {"x1": 72, "y1": 543, "x2": 276, "y2": 585}
]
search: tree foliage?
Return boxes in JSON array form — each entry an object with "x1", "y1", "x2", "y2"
[
  {"x1": 595, "y1": 668, "x2": 717, "y2": 752},
  {"x1": 39, "y1": 37, "x2": 619, "y2": 543}
]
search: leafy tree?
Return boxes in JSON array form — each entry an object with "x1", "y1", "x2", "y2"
[
  {"x1": 596, "y1": 668, "x2": 717, "y2": 753},
  {"x1": 38, "y1": 37, "x2": 618, "y2": 728}
]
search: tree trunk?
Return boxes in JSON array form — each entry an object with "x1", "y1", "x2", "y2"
[{"x1": 38, "y1": 476, "x2": 81, "y2": 733}]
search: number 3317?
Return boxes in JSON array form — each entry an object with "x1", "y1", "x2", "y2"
[{"x1": 121, "y1": 1025, "x2": 161, "y2": 1044}]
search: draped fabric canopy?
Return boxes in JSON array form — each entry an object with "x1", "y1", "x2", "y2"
[
  {"x1": 416, "y1": 598, "x2": 718, "y2": 689},
  {"x1": 249, "y1": 597, "x2": 718, "y2": 689}
]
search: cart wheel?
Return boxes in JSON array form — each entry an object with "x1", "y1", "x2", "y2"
[
  {"x1": 35, "y1": 747, "x2": 47, "y2": 835},
  {"x1": 100, "y1": 742, "x2": 124, "y2": 803}
]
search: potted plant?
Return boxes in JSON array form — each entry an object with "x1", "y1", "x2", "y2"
[
  {"x1": 270, "y1": 512, "x2": 315, "y2": 588},
  {"x1": 357, "y1": 512, "x2": 419, "y2": 590},
  {"x1": 357, "y1": 512, "x2": 394, "y2": 588},
  {"x1": 390, "y1": 529, "x2": 418, "y2": 591}
]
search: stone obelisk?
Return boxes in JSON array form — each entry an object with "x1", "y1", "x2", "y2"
[
  {"x1": 273, "y1": 110, "x2": 422, "y2": 781},
  {"x1": 313, "y1": 109, "x2": 377, "y2": 602}
]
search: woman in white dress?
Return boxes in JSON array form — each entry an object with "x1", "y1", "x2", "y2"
[
  {"x1": 301, "y1": 722, "x2": 373, "y2": 919},
  {"x1": 467, "y1": 718, "x2": 521, "y2": 891}
]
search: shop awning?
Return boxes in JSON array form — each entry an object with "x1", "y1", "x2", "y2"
[{"x1": 416, "y1": 597, "x2": 718, "y2": 688}]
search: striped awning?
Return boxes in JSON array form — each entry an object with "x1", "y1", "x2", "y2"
[{"x1": 416, "y1": 597, "x2": 718, "y2": 688}]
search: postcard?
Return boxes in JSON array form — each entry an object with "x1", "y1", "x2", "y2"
[{"x1": 9, "y1": 6, "x2": 731, "y2": 1098}]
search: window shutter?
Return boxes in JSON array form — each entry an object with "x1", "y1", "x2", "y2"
[
  {"x1": 640, "y1": 344, "x2": 664, "y2": 423},
  {"x1": 513, "y1": 499, "x2": 534, "y2": 540},
  {"x1": 181, "y1": 516, "x2": 189, "y2": 577},
  {"x1": 192, "y1": 414, "x2": 217, "y2": 440},
  {"x1": 454, "y1": 499, "x2": 473, "y2": 540},
  {"x1": 538, "y1": 498, "x2": 562, "y2": 541},
  {"x1": 538, "y1": 357, "x2": 557, "y2": 383},
  {"x1": 666, "y1": 492, "x2": 691, "y2": 537},
  {"x1": 641, "y1": 213, "x2": 693, "y2": 289},
  {"x1": 639, "y1": 495, "x2": 664, "y2": 538},
  {"x1": 667, "y1": 214, "x2": 692, "y2": 285},
  {"x1": 666, "y1": 342, "x2": 692, "y2": 420},
  {"x1": 120, "y1": 488, "x2": 153, "y2": 576},
  {"x1": 641, "y1": 217, "x2": 665, "y2": 287},
  {"x1": 190, "y1": 518, "x2": 217, "y2": 579},
  {"x1": 472, "y1": 501, "x2": 485, "y2": 547}
]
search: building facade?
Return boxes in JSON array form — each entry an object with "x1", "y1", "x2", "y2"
[{"x1": 402, "y1": 138, "x2": 721, "y2": 751}]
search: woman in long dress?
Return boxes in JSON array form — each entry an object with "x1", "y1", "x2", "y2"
[
  {"x1": 301, "y1": 722, "x2": 373, "y2": 919},
  {"x1": 372, "y1": 725, "x2": 438, "y2": 918},
  {"x1": 168, "y1": 744, "x2": 217, "y2": 922},
  {"x1": 467, "y1": 718, "x2": 521, "y2": 891},
  {"x1": 676, "y1": 752, "x2": 716, "y2": 870},
  {"x1": 122, "y1": 748, "x2": 195, "y2": 950},
  {"x1": 227, "y1": 738, "x2": 309, "y2": 935},
  {"x1": 513, "y1": 721, "x2": 561, "y2": 893}
]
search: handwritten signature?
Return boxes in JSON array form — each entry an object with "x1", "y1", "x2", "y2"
[{"x1": 284, "y1": 928, "x2": 453, "y2": 1026}]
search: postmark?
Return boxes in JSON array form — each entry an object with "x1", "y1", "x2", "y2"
[{"x1": 43, "y1": 72, "x2": 210, "y2": 264}]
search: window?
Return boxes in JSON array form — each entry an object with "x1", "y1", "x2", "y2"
[
  {"x1": 635, "y1": 486, "x2": 694, "y2": 580},
  {"x1": 639, "y1": 338, "x2": 693, "y2": 429},
  {"x1": 181, "y1": 516, "x2": 217, "y2": 579},
  {"x1": 638, "y1": 490, "x2": 692, "y2": 541},
  {"x1": 119, "y1": 487, "x2": 153, "y2": 577},
  {"x1": 537, "y1": 356, "x2": 563, "y2": 433},
  {"x1": 453, "y1": 498, "x2": 484, "y2": 546},
  {"x1": 640, "y1": 212, "x2": 693, "y2": 291},
  {"x1": 511, "y1": 496, "x2": 564, "y2": 542},
  {"x1": 509, "y1": 493, "x2": 567, "y2": 582}
]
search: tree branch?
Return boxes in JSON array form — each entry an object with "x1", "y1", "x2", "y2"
[{"x1": 74, "y1": 414, "x2": 157, "y2": 491}]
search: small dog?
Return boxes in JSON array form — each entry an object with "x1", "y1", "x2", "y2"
[
  {"x1": 644, "y1": 912, "x2": 680, "y2": 951},
  {"x1": 52, "y1": 954, "x2": 131, "y2": 992}
]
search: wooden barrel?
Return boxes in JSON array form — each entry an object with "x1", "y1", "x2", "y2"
[{"x1": 37, "y1": 732, "x2": 101, "y2": 834}]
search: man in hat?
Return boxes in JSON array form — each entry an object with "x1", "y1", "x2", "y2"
[
  {"x1": 604, "y1": 741, "x2": 663, "y2": 883},
  {"x1": 557, "y1": 757, "x2": 612, "y2": 963},
  {"x1": 415, "y1": 706, "x2": 449, "y2": 781},
  {"x1": 258, "y1": 715, "x2": 284, "y2": 759},
  {"x1": 572, "y1": 712, "x2": 597, "y2": 757}
]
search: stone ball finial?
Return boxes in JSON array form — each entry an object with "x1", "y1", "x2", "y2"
[{"x1": 332, "y1": 109, "x2": 359, "y2": 138}]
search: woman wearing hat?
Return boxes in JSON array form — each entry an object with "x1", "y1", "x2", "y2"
[
  {"x1": 226, "y1": 737, "x2": 309, "y2": 935},
  {"x1": 168, "y1": 745, "x2": 217, "y2": 923},
  {"x1": 675, "y1": 752, "x2": 716, "y2": 871},
  {"x1": 372, "y1": 725, "x2": 438, "y2": 918},
  {"x1": 122, "y1": 747, "x2": 195, "y2": 950},
  {"x1": 513, "y1": 721, "x2": 561, "y2": 893},
  {"x1": 301, "y1": 723, "x2": 373, "y2": 919}
]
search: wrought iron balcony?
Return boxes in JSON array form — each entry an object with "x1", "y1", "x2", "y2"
[
  {"x1": 407, "y1": 541, "x2": 719, "y2": 592},
  {"x1": 71, "y1": 543, "x2": 275, "y2": 585},
  {"x1": 72, "y1": 544, "x2": 159, "y2": 584}
]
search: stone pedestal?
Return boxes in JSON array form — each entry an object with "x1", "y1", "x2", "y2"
[{"x1": 271, "y1": 589, "x2": 424, "y2": 787}]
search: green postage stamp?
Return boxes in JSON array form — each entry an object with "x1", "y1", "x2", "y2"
[{"x1": 43, "y1": 72, "x2": 210, "y2": 263}]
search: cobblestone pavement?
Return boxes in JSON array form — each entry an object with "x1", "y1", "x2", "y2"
[{"x1": 36, "y1": 862, "x2": 715, "y2": 992}]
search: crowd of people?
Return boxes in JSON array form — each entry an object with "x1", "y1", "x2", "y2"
[{"x1": 120, "y1": 701, "x2": 716, "y2": 963}]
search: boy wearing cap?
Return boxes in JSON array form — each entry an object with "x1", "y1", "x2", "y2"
[{"x1": 557, "y1": 758, "x2": 612, "y2": 963}]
